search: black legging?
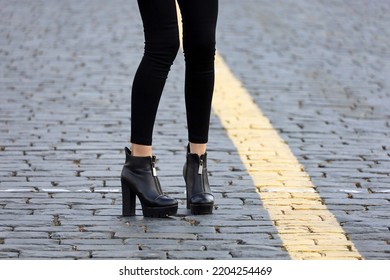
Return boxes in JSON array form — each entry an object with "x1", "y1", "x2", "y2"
[{"x1": 130, "y1": 0, "x2": 218, "y2": 146}]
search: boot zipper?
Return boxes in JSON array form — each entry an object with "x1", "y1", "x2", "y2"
[
  {"x1": 198, "y1": 156, "x2": 207, "y2": 192},
  {"x1": 151, "y1": 156, "x2": 157, "y2": 177},
  {"x1": 151, "y1": 156, "x2": 163, "y2": 194},
  {"x1": 198, "y1": 158, "x2": 204, "y2": 175}
]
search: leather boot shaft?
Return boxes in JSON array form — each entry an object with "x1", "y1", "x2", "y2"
[{"x1": 183, "y1": 145, "x2": 214, "y2": 214}]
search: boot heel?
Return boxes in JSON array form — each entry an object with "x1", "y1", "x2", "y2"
[{"x1": 122, "y1": 182, "x2": 136, "y2": 216}]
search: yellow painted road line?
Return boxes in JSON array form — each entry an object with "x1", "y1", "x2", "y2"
[{"x1": 212, "y1": 53, "x2": 363, "y2": 260}]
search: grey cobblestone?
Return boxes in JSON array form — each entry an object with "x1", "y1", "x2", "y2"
[
  {"x1": 217, "y1": 0, "x2": 390, "y2": 259},
  {"x1": 167, "y1": 251, "x2": 233, "y2": 260},
  {"x1": 230, "y1": 249, "x2": 290, "y2": 260},
  {"x1": 92, "y1": 251, "x2": 167, "y2": 260},
  {"x1": 19, "y1": 250, "x2": 92, "y2": 259},
  {"x1": 1, "y1": 0, "x2": 389, "y2": 260}
]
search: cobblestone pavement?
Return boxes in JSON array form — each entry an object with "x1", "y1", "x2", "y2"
[
  {"x1": 0, "y1": 0, "x2": 389, "y2": 259},
  {"x1": 217, "y1": 0, "x2": 390, "y2": 259}
]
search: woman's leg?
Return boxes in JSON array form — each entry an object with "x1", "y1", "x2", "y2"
[
  {"x1": 121, "y1": 0, "x2": 180, "y2": 218},
  {"x1": 177, "y1": 0, "x2": 219, "y2": 155},
  {"x1": 131, "y1": 0, "x2": 180, "y2": 156},
  {"x1": 179, "y1": 0, "x2": 218, "y2": 215}
]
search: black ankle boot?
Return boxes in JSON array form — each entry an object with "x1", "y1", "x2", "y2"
[
  {"x1": 183, "y1": 145, "x2": 214, "y2": 215},
  {"x1": 121, "y1": 147, "x2": 178, "y2": 217}
]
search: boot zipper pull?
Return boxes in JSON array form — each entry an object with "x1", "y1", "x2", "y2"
[
  {"x1": 152, "y1": 165, "x2": 157, "y2": 177},
  {"x1": 198, "y1": 158, "x2": 203, "y2": 175},
  {"x1": 152, "y1": 157, "x2": 157, "y2": 177}
]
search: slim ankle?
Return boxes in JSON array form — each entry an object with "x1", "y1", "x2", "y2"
[
  {"x1": 131, "y1": 143, "x2": 153, "y2": 157},
  {"x1": 189, "y1": 142, "x2": 207, "y2": 156}
]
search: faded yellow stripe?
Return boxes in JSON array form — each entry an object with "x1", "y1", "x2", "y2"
[{"x1": 212, "y1": 53, "x2": 363, "y2": 260}]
